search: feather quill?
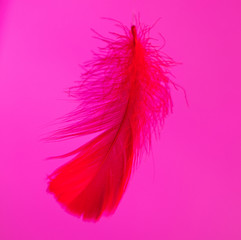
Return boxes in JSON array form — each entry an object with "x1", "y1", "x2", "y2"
[{"x1": 47, "y1": 20, "x2": 175, "y2": 221}]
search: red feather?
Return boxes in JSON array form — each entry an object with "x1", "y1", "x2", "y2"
[{"x1": 47, "y1": 20, "x2": 175, "y2": 221}]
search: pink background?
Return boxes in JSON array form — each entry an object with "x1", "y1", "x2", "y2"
[{"x1": 1, "y1": 0, "x2": 241, "y2": 239}]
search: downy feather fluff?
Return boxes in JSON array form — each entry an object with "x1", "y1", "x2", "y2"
[{"x1": 47, "y1": 19, "x2": 176, "y2": 221}]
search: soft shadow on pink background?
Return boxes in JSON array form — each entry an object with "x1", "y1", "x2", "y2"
[{"x1": 0, "y1": 0, "x2": 241, "y2": 239}]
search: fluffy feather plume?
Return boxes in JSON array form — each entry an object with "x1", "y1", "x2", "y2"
[{"x1": 47, "y1": 19, "x2": 176, "y2": 221}]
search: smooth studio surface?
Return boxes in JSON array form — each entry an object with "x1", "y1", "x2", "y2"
[{"x1": 0, "y1": 0, "x2": 241, "y2": 239}]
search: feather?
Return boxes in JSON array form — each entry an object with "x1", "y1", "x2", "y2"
[{"x1": 47, "y1": 20, "x2": 176, "y2": 221}]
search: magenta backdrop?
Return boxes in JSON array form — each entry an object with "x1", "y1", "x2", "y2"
[{"x1": 1, "y1": 0, "x2": 241, "y2": 239}]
